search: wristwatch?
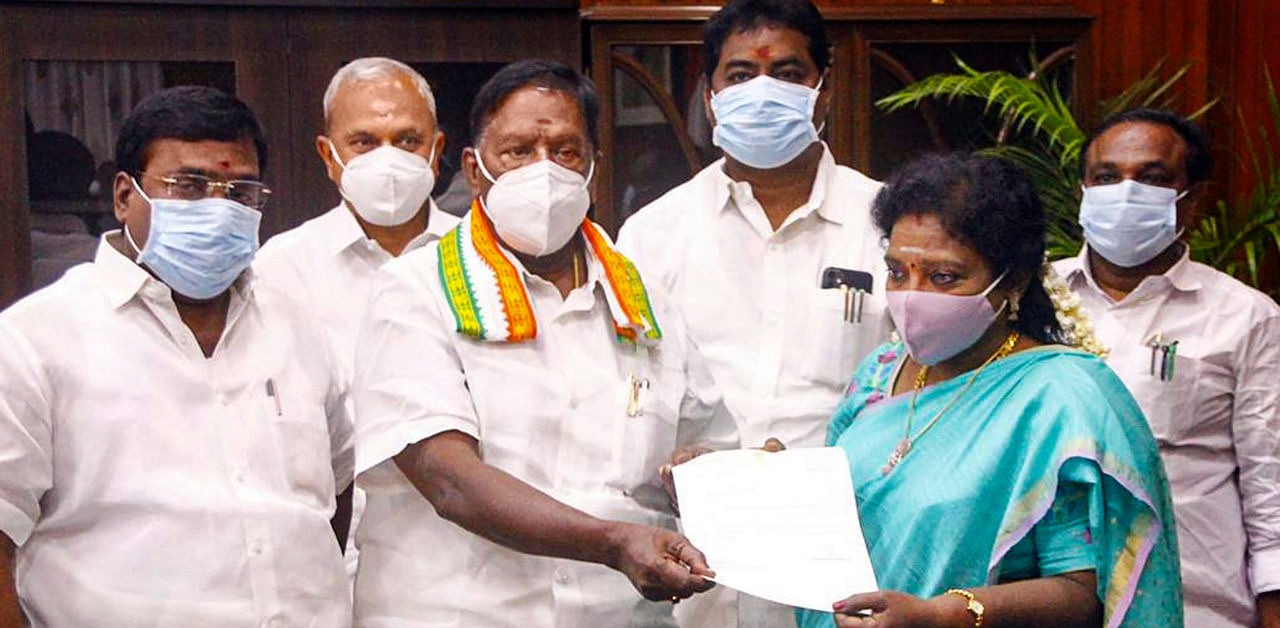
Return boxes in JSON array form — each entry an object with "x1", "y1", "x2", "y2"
[{"x1": 944, "y1": 588, "x2": 985, "y2": 627}]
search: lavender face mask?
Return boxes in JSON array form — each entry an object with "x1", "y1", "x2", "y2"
[{"x1": 886, "y1": 270, "x2": 1008, "y2": 366}]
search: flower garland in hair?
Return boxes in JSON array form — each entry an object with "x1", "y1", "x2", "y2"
[{"x1": 1041, "y1": 260, "x2": 1108, "y2": 357}]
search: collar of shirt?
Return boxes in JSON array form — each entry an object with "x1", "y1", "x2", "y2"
[
  {"x1": 1061, "y1": 242, "x2": 1203, "y2": 304},
  {"x1": 507, "y1": 239, "x2": 604, "y2": 312},
  {"x1": 711, "y1": 142, "x2": 843, "y2": 230},
  {"x1": 93, "y1": 230, "x2": 255, "y2": 311},
  {"x1": 323, "y1": 200, "x2": 450, "y2": 258}
]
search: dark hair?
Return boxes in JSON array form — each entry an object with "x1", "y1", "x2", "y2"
[
  {"x1": 873, "y1": 152, "x2": 1064, "y2": 345},
  {"x1": 115, "y1": 85, "x2": 268, "y2": 178},
  {"x1": 28, "y1": 130, "x2": 95, "y2": 200},
  {"x1": 702, "y1": 0, "x2": 831, "y2": 81},
  {"x1": 469, "y1": 59, "x2": 600, "y2": 149},
  {"x1": 1082, "y1": 107, "x2": 1212, "y2": 186}
]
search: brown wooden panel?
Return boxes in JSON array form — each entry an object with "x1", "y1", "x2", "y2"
[
  {"x1": 0, "y1": 14, "x2": 31, "y2": 308},
  {"x1": 24, "y1": 0, "x2": 577, "y2": 6},
  {"x1": 229, "y1": 9, "x2": 296, "y2": 238}
]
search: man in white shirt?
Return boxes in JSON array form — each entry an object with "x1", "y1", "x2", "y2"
[
  {"x1": 0, "y1": 86, "x2": 352, "y2": 627},
  {"x1": 1055, "y1": 108, "x2": 1280, "y2": 627},
  {"x1": 254, "y1": 57, "x2": 461, "y2": 575},
  {"x1": 353, "y1": 59, "x2": 723, "y2": 628},
  {"x1": 617, "y1": 2, "x2": 887, "y2": 625}
]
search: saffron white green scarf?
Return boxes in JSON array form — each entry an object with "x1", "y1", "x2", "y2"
[{"x1": 438, "y1": 200, "x2": 662, "y2": 345}]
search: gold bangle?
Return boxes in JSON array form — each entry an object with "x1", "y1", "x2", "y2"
[{"x1": 944, "y1": 588, "x2": 985, "y2": 627}]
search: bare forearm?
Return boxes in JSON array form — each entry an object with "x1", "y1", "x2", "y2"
[
  {"x1": 394, "y1": 431, "x2": 621, "y2": 568},
  {"x1": 933, "y1": 572, "x2": 1100, "y2": 628},
  {"x1": 1257, "y1": 590, "x2": 1280, "y2": 628},
  {"x1": 1, "y1": 534, "x2": 21, "y2": 628}
]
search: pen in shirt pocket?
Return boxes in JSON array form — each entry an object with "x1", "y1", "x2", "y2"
[
  {"x1": 1163, "y1": 340, "x2": 1179, "y2": 381},
  {"x1": 266, "y1": 379, "x2": 283, "y2": 416},
  {"x1": 1146, "y1": 333, "x2": 1179, "y2": 382},
  {"x1": 626, "y1": 374, "x2": 650, "y2": 417}
]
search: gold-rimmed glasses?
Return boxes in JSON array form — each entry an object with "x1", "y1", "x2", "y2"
[{"x1": 137, "y1": 172, "x2": 272, "y2": 210}]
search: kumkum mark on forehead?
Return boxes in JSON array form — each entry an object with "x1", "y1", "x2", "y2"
[{"x1": 753, "y1": 46, "x2": 772, "y2": 60}]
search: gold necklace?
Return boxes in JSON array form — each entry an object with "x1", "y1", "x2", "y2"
[{"x1": 882, "y1": 331, "x2": 1020, "y2": 476}]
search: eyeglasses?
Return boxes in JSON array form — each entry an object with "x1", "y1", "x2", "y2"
[{"x1": 138, "y1": 172, "x2": 272, "y2": 210}]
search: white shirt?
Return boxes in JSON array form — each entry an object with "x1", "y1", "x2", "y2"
[
  {"x1": 255, "y1": 201, "x2": 460, "y2": 393},
  {"x1": 1056, "y1": 246, "x2": 1280, "y2": 627},
  {"x1": 618, "y1": 146, "x2": 888, "y2": 450},
  {"x1": 0, "y1": 235, "x2": 353, "y2": 628},
  {"x1": 255, "y1": 201, "x2": 460, "y2": 584},
  {"x1": 352, "y1": 231, "x2": 726, "y2": 628},
  {"x1": 617, "y1": 146, "x2": 887, "y2": 628}
]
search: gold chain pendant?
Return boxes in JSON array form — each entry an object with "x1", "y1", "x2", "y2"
[
  {"x1": 881, "y1": 438, "x2": 911, "y2": 476},
  {"x1": 881, "y1": 332, "x2": 1019, "y2": 476}
]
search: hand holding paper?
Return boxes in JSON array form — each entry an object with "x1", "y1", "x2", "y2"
[{"x1": 671, "y1": 447, "x2": 877, "y2": 611}]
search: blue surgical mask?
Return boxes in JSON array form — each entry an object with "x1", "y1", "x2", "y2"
[
  {"x1": 710, "y1": 75, "x2": 822, "y2": 169},
  {"x1": 126, "y1": 177, "x2": 262, "y2": 299},
  {"x1": 1079, "y1": 179, "x2": 1187, "y2": 268}
]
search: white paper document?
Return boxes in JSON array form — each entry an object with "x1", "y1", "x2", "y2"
[{"x1": 672, "y1": 447, "x2": 877, "y2": 611}]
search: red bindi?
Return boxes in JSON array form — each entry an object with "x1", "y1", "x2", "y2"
[
  {"x1": 753, "y1": 46, "x2": 772, "y2": 59},
  {"x1": 218, "y1": 160, "x2": 230, "y2": 169}
]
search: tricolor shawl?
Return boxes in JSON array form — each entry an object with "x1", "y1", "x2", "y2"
[{"x1": 438, "y1": 201, "x2": 662, "y2": 345}]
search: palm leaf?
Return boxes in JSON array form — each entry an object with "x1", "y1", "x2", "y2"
[{"x1": 876, "y1": 55, "x2": 1084, "y2": 165}]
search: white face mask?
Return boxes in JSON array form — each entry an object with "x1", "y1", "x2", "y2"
[
  {"x1": 329, "y1": 141, "x2": 436, "y2": 227},
  {"x1": 1079, "y1": 179, "x2": 1187, "y2": 267},
  {"x1": 475, "y1": 154, "x2": 593, "y2": 257}
]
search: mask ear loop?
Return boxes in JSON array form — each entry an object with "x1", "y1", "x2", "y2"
[
  {"x1": 981, "y1": 269, "x2": 1012, "y2": 321},
  {"x1": 123, "y1": 176, "x2": 153, "y2": 257},
  {"x1": 810, "y1": 76, "x2": 827, "y2": 136},
  {"x1": 473, "y1": 150, "x2": 500, "y2": 185},
  {"x1": 1172, "y1": 188, "x2": 1190, "y2": 241},
  {"x1": 326, "y1": 139, "x2": 348, "y2": 170}
]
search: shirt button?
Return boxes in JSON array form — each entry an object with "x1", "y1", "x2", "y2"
[
  {"x1": 234, "y1": 470, "x2": 247, "y2": 483},
  {"x1": 555, "y1": 569, "x2": 570, "y2": 584},
  {"x1": 569, "y1": 397, "x2": 579, "y2": 409},
  {"x1": 250, "y1": 543, "x2": 263, "y2": 556}
]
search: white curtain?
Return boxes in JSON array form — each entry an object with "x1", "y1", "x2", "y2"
[{"x1": 23, "y1": 60, "x2": 164, "y2": 165}]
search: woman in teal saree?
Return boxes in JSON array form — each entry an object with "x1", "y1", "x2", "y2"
[{"x1": 798, "y1": 154, "x2": 1181, "y2": 628}]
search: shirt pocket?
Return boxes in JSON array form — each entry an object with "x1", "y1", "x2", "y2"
[
  {"x1": 610, "y1": 354, "x2": 683, "y2": 493},
  {"x1": 266, "y1": 395, "x2": 336, "y2": 511},
  {"x1": 798, "y1": 287, "x2": 863, "y2": 389},
  {"x1": 1113, "y1": 348, "x2": 1204, "y2": 446}
]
